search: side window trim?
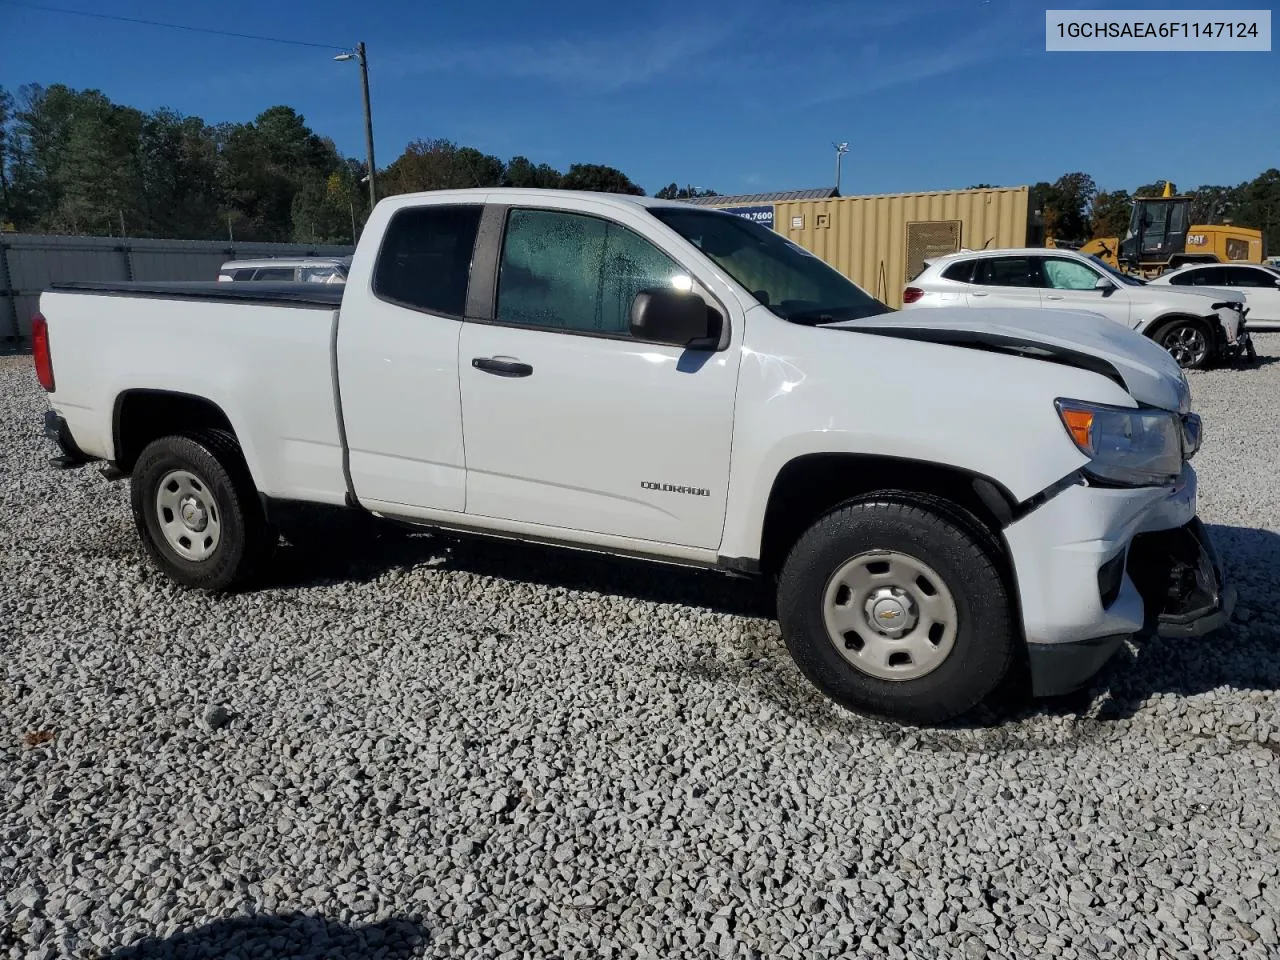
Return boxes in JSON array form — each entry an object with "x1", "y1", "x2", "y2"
[
  {"x1": 370, "y1": 202, "x2": 483, "y2": 319},
  {"x1": 464, "y1": 202, "x2": 508, "y2": 321},
  {"x1": 466, "y1": 203, "x2": 729, "y2": 349}
]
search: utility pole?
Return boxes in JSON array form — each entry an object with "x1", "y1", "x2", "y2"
[
  {"x1": 833, "y1": 142, "x2": 849, "y2": 194},
  {"x1": 336, "y1": 43, "x2": 377, "y2": 211}
]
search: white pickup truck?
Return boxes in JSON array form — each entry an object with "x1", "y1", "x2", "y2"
[{"x1": 33, "y1": 188, "x2": 1234, "y2": 724}]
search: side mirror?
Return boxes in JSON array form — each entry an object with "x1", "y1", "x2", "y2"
[
  {"x1": 1094, "y1": 277, "x2": 1115, "y2": 291},
  {"x1": 629, "y1": 288, "x2": 720, "y2": 348}
]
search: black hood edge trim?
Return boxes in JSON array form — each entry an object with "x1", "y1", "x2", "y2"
[{"x1": 832, "y1": 325, "x2": 1129, "y2": 392}]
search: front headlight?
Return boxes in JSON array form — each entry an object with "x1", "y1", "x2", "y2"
[{"x1": 1055, "y1": 399, "x2": 1183, "y2": 486}]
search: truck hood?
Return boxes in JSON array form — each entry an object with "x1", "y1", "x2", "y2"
[{"x1": 827, "y1": 306, "x2": 1190, "y2": 413}]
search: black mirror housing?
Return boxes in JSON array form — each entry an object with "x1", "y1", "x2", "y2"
[{"x1": 629, "y1": 288, "x2": 720, "y2": 348}]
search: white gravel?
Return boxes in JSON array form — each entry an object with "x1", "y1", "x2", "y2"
[{"x1": 3, "y1": 339, "x2": 1279, "y2": 960}]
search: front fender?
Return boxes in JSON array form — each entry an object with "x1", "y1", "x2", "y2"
[{"x1": 718, "y1": 317, "x2": 1134, "y2": 561}]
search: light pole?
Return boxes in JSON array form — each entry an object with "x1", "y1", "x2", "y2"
[
  {"x1": 833, "y1": 141, "x2": 849, "y2": 194},
  {"x1": 335, "y1": 42, "x2": 377, "y2": 213}
]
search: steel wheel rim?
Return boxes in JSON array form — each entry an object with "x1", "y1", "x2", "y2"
[
  {"x1": 1166, "y1": 325, "x2": 1207, "y2": 368},
  {"x1": 822, "y1": 550, "x2": 959, "y2": 681},
  {"x1": 154, "y1": 469, "x2": 221, "y2": 562}
]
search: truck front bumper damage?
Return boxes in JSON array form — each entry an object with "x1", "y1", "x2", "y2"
[{"x1": 1003, "y1": 466, "x2": 1235, "y2": 697}]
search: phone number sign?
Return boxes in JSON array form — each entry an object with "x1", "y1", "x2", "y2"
[{"x1": 724, "y1": 205, "x2": 775, "y2": 229}]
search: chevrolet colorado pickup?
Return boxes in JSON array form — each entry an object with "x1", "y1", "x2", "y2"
[{"x1": 33, "y1": 188, "x2": 1235, "y2": 724}]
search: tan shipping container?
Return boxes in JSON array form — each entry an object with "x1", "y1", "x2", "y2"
[{"x1": 710, "y1": 186, "x2": 1036, "y2": 309}]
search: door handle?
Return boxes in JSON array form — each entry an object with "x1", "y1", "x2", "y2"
[
  {"x1": 971, "y1": 291, "x2": 989, "y2": 297},
  {"x1": 472, "y1": 356, "x2": 533, "y2": 378},
  {"x1": 1045, "y1": 294, "x2": 1065, "y2": 300}
]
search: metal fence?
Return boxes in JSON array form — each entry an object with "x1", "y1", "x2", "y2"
[{"x1": 0, "y1": 233, "x2": 355, "y2": 340}]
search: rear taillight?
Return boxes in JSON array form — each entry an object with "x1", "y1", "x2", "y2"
[
  {"x1": 902, "y1": 286, "x2": 924, "y2": 304},
  {"x1": 32, "y1": 313, "x2": 55, "y2": 392}
]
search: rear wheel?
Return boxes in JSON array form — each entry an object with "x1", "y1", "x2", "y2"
[
  {"x1": 130, "y1": 430, "x2": 271, "y2": 591},
  {"x1": 776, "y1": 495, "x2": 1015, "y2": 725},
  {"x1": 1156, "y1": 319, "x2": 1211, "y2": 369}
]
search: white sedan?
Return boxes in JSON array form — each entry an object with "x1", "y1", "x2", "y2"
[{"x1": 1148, "y1": 262, "x2": 1280, "y2": 330}]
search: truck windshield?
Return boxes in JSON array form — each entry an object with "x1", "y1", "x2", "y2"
[{"x1": 649, "y1": 208, "x2": 893, "y2": 324}]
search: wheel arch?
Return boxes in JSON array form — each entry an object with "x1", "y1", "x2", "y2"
[
  {"x1": 112, "y1": 389, "x2": 238, "y2": 475},
  {"x1": 753, "y1": 452, "x2": 1020, "y2": 580},
  {"x1": 1144, "y1": 311, "x2": 1213, "y2": 343}
]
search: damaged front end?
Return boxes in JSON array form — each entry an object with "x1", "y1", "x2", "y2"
[
  {"x1": 1126, "y1": 516, "x2": 1236, "y2": 639},
  {"x1": 1212, "y1": 301, "x2": 1257, "y2": 364}
]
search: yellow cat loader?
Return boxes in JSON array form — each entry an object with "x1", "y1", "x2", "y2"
[{"x1": 1080, "y1": 183, "x2": 1264, "y2": 278}]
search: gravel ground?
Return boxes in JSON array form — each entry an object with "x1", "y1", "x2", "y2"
[{"x1": 2, "y1": 339, "x2": 1279, "y2": 960}]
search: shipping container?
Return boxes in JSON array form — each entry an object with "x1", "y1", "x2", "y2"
[{"x1": 693, "y1": 186, "x2": 1038, "y2": 309}]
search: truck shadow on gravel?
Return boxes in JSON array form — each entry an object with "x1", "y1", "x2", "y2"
[
  {"x1": 101, "y1": 911, "x2": 427, "y2": 959},
  {"x1": 267, "y1": 507, "x2": 1278, "y2": 743},
  {"x1": 266, "y1": 502, "x2": 773, "y2": 620}
]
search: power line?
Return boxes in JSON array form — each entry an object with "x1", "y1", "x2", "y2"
[{"x1": 0, "y1": 0, "x2": 346, "y2": 50}]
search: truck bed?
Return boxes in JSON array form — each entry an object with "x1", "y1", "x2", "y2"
[
  {"x1": 50, "y1": 280, "x2": 344, "y2": 309},
  {"x1": 39, "y1": 282, "x2": 348, "y2": 506}
]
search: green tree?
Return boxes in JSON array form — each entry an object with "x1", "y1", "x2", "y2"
[
  {"x1": 502, "y1": 155, "x2": 562, "y2": 189},
  {"x1": 655, "y1": 182, "x2": 719, "y2": 199},
  {"x1": 1134, "y1": 180, "x2": 1177, "y2": 198},
  {"x1": 216, "y1": 120, "x2": 293, "y2": 241},
  {"x1": 135, "y1": 110, "x2": 221, "y2": 238},
  {"x1": 1187, "y1": 185, "x2": 1236, "y2": 225},
  {"x1": 7, "y1": 84, "x2": 146, "y2": 234},
  {"x1": 1090, "y1": 189, "x2": 1132, "y2": 238},
  {"x1": 0, "y1": 86, "x2": 13, "y2": 223},
  {"x1": 381, "y1": 138, "x2": 504, "y2": 195},
  {"x1": 215, "y1": 107, "x2": 342, "y2": 241},
  {"x1": 1034, "y1": 172, "x2": 1097, "y2": 243},
  {"x1": 7, "y1": 84, "x2": 77, "y2": 230},
  {"x1": 1234, "y1": 169, "x2": 1280, "y2": 256},
  {"x1": 560, "y1": 163, "x2": 644, "y2": 195}
]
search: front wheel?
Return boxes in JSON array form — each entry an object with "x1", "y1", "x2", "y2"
[
  {"x1": 130, "y1": 430, "x2": 271, "y2": 591},
  {"x1": 1156, "y1": 319, "x2": 1212, "y2": 370},
  {"x1": 776, "y1": 496, "x2": 1015, "y2": 725}
]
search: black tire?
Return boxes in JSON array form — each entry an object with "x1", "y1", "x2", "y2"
[
  {"x1": 1154, "y1": 318, "x2": 1212, "y2": 370},
  {"x1": 776, "y1": 494, "x2": 1015, "y2": 725},
  {"x1": 130, "y1": 430, "x2": 271, "y2": 591}
]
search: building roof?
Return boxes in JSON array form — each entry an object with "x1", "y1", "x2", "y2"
[{"x1": 680, "y1": 188, "x2": 840, "y2": 206}]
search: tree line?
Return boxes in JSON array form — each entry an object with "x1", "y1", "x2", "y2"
[
  {"x1": 1026, "y1": 170, "x2": 1280, "y2": 251},
  {"x1": 2, "y1": 83, "x2": 1276, "y2": 251},
  {"x1": 0, "y1": 83, "x2": 719, "y2": 244}
]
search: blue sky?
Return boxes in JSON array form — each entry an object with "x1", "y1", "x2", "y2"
[{"x1": 1, "y1": 0, "x2": 1276, "y2": 196}]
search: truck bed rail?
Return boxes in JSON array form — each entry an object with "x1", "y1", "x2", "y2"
[{"x1": 48, "y1": 280, "x2": 344, "y2": 309}]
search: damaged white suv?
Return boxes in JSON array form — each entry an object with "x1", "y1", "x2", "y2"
[{"x1": 904, "y1": 247, "x2": 1253, "y2": 370}]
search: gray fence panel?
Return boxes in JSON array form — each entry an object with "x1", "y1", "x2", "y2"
[
  {"x1": 129, "y1": 246, "x2": 233, "y2": 282},
  {"x1": 1, "y1": 234, "x2": 355, "y2": 339}
]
